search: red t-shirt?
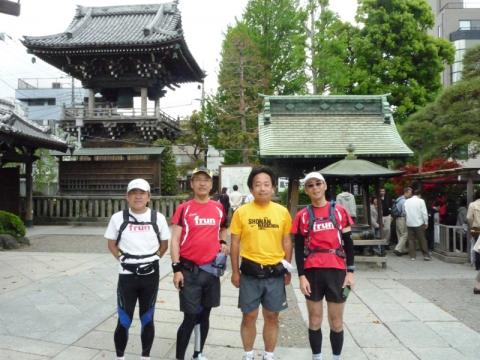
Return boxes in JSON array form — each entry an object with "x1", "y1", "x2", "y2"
[
  {"x1": 171, "y1": 199, "x2": 227, "y2": 265},
  {"x1": 291, "y1": 203, "x2": 353, "y2": 270}
]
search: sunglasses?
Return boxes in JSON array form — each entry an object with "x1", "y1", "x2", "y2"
[{"x1": 306, "y1": 181, "x2": 324, "y2": 188}]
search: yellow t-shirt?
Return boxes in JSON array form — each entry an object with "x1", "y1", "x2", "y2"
[{"x1": 230, "y1": 201, "x2": 292, "y2": 265}]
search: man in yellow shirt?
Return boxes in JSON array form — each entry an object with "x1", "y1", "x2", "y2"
[{"x1": 230, "y1": 166, "x2": 292, "y2": 360}]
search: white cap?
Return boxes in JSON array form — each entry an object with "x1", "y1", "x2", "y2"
[
  {"x1": 127, "y1": 178, "x2": 150, "y2": 193},
  {"x1": 303, "y1": 172, "x2": 326, "y2": 184}
]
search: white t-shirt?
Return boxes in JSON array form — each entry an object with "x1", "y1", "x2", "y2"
[{"x1": 104, "y1": 208, "x2": 171, "y2": 274}]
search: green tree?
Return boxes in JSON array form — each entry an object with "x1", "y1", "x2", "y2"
[
  {"x1": 462, "y1": 44, "x2": 480, "y2": 80},
  {"x1": 154, "y1": 139, "x2": 177, "y2": 195},
  {"x1": 402, "y1": 44, "x2": 480, "y2": 162},
  {"x1": 243, "y1": 0, "x2": 307, "y2": 94},
  {"x1": 307, "y1": 0, "x2": 357, "y2": 94},
  {"x1": 176, "y1": 111, "x2": 210, "y2": 166},
  {"x1": 212, "y1": 22, "x2": 268, "y2": 164},
  {"x1": 32, "y1": 149, "x2": 57, "y2": 188},
  {"x1": 352, "y1": 0, "x2": 454, "y2": 123}
]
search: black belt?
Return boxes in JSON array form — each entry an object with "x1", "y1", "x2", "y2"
[
  {"x1": 305, "y1": 247, "x2": 346, "y2": 259},
  {"x1": 120, "y1": 251, "x2": 158, "y2": 259}
]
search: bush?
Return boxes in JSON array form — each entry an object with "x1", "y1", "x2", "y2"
[{"x1": 0, "y1": 210, "x2": 26, "y2": 238}]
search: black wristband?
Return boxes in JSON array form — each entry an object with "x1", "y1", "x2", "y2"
[
  {"x1": 219, "y1": 240, "x2": 227, "y2": 245},
  {"x1": 172, "y1": 262, "x2": 182, "y2": 273}
]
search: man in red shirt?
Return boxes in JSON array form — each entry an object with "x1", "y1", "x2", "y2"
[
  {"x1": 291, "y1": 172, "x2": 355, "y2": 360},
  {"x1": 170, "y1": 167, "x2": 228, "y2": 360}
]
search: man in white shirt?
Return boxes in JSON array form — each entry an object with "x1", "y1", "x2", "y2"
[
  {"x1": 229, "y1": 185, "x2": 243, "y2": 212},
  {"x1": 404, "y1": 189, "x2": 430, "y2": 261}
]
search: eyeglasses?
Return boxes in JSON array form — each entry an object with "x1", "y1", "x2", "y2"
[{"x1": 306, "y1": 181, "x2": 324, "y2": 188}]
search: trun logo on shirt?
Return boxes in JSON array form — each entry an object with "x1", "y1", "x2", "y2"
[
  {"x1": 128, "y1": 224, "x2": 151, "y2": 232},
  {"x1": 312, "y1": 221, "x2": 335, "y2": 232},
  {"x1": 194, "y1": 216, "x2": 216, "y2": 226},
  {"x1": 248, "y1": 217, "x2": 280, "y2": 230}
]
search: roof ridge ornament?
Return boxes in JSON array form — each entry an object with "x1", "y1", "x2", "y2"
[
  {"x1": 66, "y1": 6, "x2": 92, "y2": 39},
  {"x1": 346, "y1": 144, "x2": 356, "y2": 160}
]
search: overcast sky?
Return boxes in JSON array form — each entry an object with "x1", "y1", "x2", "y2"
[{"x1": 0, "y1": 0, "x2": 357, "y2": 118}]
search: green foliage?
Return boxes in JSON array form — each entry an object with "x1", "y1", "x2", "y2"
[
  {"x1": 351, "y1": 0, "x2": 454, "y2": 123},
  {"x1": 308, "y1": 0, "x2": 358, "y2": 94},
  {"x1": 243, "y1": 0, "x2": 308, "y2": 94},
  {"x1": 0, "y1": 210, "x2": 26, "y2": 238},
  {"x1": 154, "y1": 139, "x2": 177, "y2": 195},
  {"x1": 462, "y1": 44, "x2": 480, "y2": 80},
  {"x1": 176, "y1": 111, "x2": 209, "y2": 165},
  {"x1": 32, "y1": 149, "x2": 57, "y2": 186},
  {"x1": 278, "y1": 189, "x2": 311, "y2": 206},
  {"x1": 402, "y1": 76, "x2": 480, "y2": 161},
  {"x1": 212, "y1": 22, "x2": 268, "y2": 163}
]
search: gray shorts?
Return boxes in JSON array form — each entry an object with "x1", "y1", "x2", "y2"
[{"x1": 238, "y1": 274, "x2": 288, "y2": 313}]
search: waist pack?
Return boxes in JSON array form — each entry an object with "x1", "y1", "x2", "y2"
[
  {"x1": 121, "y1": 260, "x2": 158, "y2": 276},
  {"x1": 181, "y1": 254, "x2": 227, "y2": 278},
  {"x1": 240, "y1": 258, "x2": 286, "y2": 279}
]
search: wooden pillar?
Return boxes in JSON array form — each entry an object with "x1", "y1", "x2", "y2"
[
  {"x1": 467, "y1": 176, "x2": 474, "y2": 206},
  {"x1": 141, "y1": 88, "x2": 148, "y2": 116},
  {"x1": 154, "y1": 96, "x2": 160, "y2": 117},
  {"x1": 375, "y1": 180, "x2": 384, "y2": 239},
  {"x1": 287, "y1": 177, "x2": 299, "y2": 218},
  {"x1": 363, "y1": 179, "x2": 370, "y2": 227},
  {"x1": 25, "y1": 158, "x2": 33, "y2": 227},
  {"x1": 88, "y1": 89, "x2": 95, "y2": 115}
]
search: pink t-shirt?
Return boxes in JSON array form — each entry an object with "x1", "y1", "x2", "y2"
[{"x1": 171, "y1": 199, "x2": 226, "y2": 265}]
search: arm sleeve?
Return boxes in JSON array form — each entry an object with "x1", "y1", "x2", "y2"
[
  {"x1": 294, "y1": 233, "x2": 306, "y2": 276},
  {"x1": 342, "y1": 231, "x2": 354, "y2": 267}
]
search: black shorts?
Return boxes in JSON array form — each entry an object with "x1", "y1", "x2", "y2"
[
  {"x1": 179, "y1": 269, "x2": 221, "y2": 314},
  {"x1": 304, "y1": 268, "x2": 346, "y2": 303}
]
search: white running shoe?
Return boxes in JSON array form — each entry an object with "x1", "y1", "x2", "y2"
[
  {"x1": 262, "y1": 353, "x2": 275, "y2": 360},
  {"x1": 242, "y1": 352, "x2": 255, "y2": 360},
  {"x1": 192, "y1": 354, "x2": 208, "y2": 360}
]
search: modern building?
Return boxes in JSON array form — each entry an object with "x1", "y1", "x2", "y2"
[
  {"x1": 428, "y1": 0, "x2": 480, "y2": 85},
  {"x1": 15, "y1": 77, "x2": 87, "y2": 126}
]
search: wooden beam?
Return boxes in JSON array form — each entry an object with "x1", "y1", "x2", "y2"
[{"x1": 0, "y1": 0, "x2": 20, "y2": 16}]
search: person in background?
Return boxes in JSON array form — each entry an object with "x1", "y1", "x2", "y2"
[
  {"x1": 370, "y1": 197, "x2": 380, "y2": 238},
  {"x1": 380, "y1": 187, "x2": 393, "y2": 246},
  {"x1": 336, "y1": 183, "x2": 357, "y2": 222},
  {"x1": 292, "y1": 172, "x2": 355, "y2": 360},
  {"x1": 393, "y1": 186, "x2": 413, "y2": 256},
  {"x1": 466, "y1": 191, "x2": 480, "y2": 295},
  {"x1": 229, "y1": 185, "x2": 243, "y2": 213},
  {"x1": 170, "y1": 167, "x2": 229, "y2": 360},
  {"x1": 217, "y1": 187, "x2": 231, "y2": 216},
  {"x1": 230, "y1": 166, "x2": 292, "y2": 360},
  {"x1": 105, "y1": 178, "x2": 171, "y2": 360},
  {"x1": 405, "y1": 189, "x2": 430, "y2": 261}
]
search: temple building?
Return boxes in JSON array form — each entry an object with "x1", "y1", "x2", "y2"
[{"x1": 22, "y1": 2, "x2": 204, "y2": 193}]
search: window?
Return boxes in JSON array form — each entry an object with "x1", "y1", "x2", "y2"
[{"x1": 22, "y1": 98, "x2": 56, "y2": 106}]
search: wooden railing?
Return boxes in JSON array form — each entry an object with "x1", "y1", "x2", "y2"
[
  {"x1": 33, "y1": 195, "x2": 186, "y2": 224},
  {"x1": 434, "y1": 224, "x2": 469, "y2": 263}
]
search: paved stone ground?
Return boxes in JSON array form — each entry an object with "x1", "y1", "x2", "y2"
[
  {"x1": 19, "y1": 235, "x2": 108, "y2": 253},
  {"x1": 398, "y1": 278, "x2": 480, "y2": 333}
]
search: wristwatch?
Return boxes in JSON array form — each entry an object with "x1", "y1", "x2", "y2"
[{"x1": 172, "y1": 262, "x2": 182, "y2": 273}]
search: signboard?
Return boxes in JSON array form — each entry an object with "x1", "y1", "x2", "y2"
[{"x1": 219, "y1": 165, "x2": 252, "y2": 197}]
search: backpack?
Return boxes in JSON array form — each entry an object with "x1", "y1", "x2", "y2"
[
  {"x1": 304, "y1": 201, "x2": 346, "y2": 259},
  {"x1": 115, "y1": 208, "x2": 161, "y2": 246},
  {"x1": 391, "y1": 197, "x2": 402, "y2": 218}
]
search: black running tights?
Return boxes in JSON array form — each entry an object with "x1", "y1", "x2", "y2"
[
  {"x1": 175, "y1": 307, "x2": 212, "y2": 359},
  {"x1": 114, "y1": 272, "x2": 159, "y2": 357}
]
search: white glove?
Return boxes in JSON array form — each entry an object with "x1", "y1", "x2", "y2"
[{"x1": 281, "y1": 259, "x2": 294, "y2": 273}]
